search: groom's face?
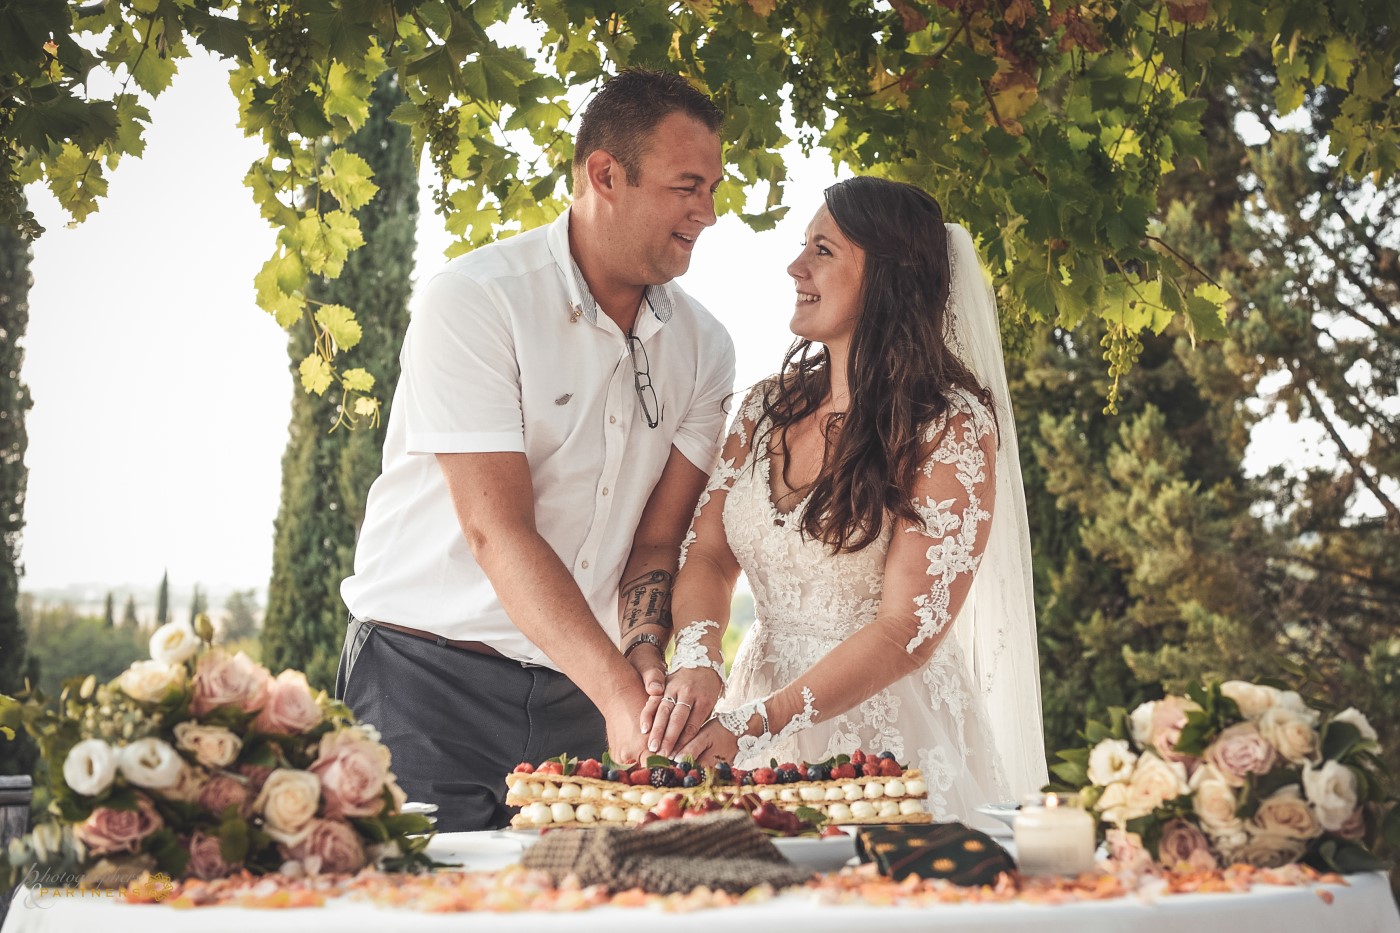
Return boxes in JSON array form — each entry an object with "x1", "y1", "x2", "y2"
[{"x1": 610, "y1": 112, "x2": 723, "y2": 285}]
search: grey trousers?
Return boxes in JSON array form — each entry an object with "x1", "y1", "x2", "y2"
[{"x1": 334, "y1": 616, "x2": 606, "y2": 832}]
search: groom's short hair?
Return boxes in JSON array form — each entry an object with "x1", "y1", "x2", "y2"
[{"x1": 573, "y1": 70, "x2": 723, "y2": 189}]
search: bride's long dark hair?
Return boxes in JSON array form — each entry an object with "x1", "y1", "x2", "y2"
[{"x1": 756, "y1": 176, "x2": 989, "y2": 553}]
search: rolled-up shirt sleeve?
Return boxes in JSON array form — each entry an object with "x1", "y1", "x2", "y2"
[
  {"x1": 401, "y1": 270, "x2": 526, "y2": 455},
  {"x1": 670, "y1": 330, "x2": 736, "y2": 472}
]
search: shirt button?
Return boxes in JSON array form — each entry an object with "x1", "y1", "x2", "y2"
[
  {"x1": 581, "y1": 560, "x2": 590, "y2": 569},
  {"x1": 602, "y1": 487, "x2": 609, "y2": 496},
  {"x1": 609, "y1": 415, "x2": 617, "y2": 424}
]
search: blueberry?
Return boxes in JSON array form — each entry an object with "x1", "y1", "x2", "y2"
[
  {"x1": 807, "y1": 764, "x2": 828, "y2": 781},
  {"x1": 682, "y1": 775, "x2": 700, "y2": 787},
  {"x1": 879, "y1": 751, "x2": 896, "y2": 760},
  {"x1": 851, "y1": 762, "x2": 865, "y2": 777},
  {"x1": 741, "y1": 773, "x2": 755, "y2": 785},
  {"x1": 715, "y1": 762, "x2": 733, "y2": 782},
  {"x1": 605, "y1": 769, "x2": 620, "y2": 782}
]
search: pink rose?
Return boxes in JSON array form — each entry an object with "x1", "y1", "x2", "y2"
[
  {"x1": 187, "y1": 830, "x2": 238, "y2": 880},
  {"x1": 1203, "y1": 722, "x2": 1278, "y2": 787},
  {"x1": 253, "y1": 670, "x2": 322, "y2": 735},
  {"x1": 191, "y1": 651, "x2": 272, "y2": 716},
  {"x1": 199, "y1": 774, "x2": 253, "y2": 819},
  {"x1": 285, "y1": 819, "x2": 366, "y2": 875},
  {"x1": 310, "y1": 729, "x2": 391, "y2": 819},
  {"x1": 1104, "y1": 828, "x2": 1156, "y2": 876},
  {"x1": 238, "y1": 763, "x2": 275, "y2": 796},
  {"x1": 74, "y1": 795, "x2": 163, "y2": 856},
  {"x1": 1150, "y1": 697, "x2": 1199, "y2": 766},
  {"x1": 1157, "y1": 819, "x2": 1218, "y2": 871}
]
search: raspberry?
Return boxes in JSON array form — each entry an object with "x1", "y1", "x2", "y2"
[
  {"x1": 537, "y1": 761, "x2": 564, "y2": 775},
  {"x1": 879, "y1": 758, "x2": 902, "y2": 777},
  {"x1": 629, "y1": 768, "x2": 652, "y2": 786},
  {"x1": 778, "y1": 762, "x2": 798, "y2": 773},
  {"x1": 513, "y1": 762, "x2": 535, "y2": 773},
  {"x1": 851, "y1": 750, "x2": 867, "y2": 765},
  {"x1": 752, "y1": 767, "x2": 777, "y2": 785},
  {"x1": 831, "y1": 763, "x2": 857, "y2": 780}
]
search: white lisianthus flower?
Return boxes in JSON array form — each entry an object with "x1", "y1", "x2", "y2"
[
  {"x1": 149, "y1": 620, "x2": 200, "y2": 665},
  {"x1": 1220, "y1": 681, "x2": 1281, "y2": 720},
  {"x1": 1331, "y1": 708, "x2": 1379, "y2": 745},
  {"x1": 117, "y1": 660, "x2": 186, "y2": 704},
  {"x1": 1302, "y1": 761, "x2": 1361, "y2": 832},
  {"x1": 1088, "y1": 739, "x2": 1138, "y2": 786},
  {"x1": 1128, "y1": 701, "x2": 1156, "y2": 746},
  {"x1": 63, "y1": 739, "x2": 119, "y2": 796},
  {"x1": 118, "y1": 738, "x2": 184, "y2": 789}
]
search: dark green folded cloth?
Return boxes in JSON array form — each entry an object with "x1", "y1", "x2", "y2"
[{"x1": 856, "y1": 822, "x2": 1016, "y2": 886}]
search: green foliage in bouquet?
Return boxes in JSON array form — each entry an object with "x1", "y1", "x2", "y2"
[
  {"x1": 0, "y1": 615, "x2": 435, "y2": 891},
  {"x1": 1047, "y1": 678, "x2": 1400, "y2": 875}
]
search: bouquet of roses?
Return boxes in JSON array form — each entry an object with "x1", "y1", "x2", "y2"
[
  {"x1": 0, "y1": 616, "x2": 434, "y2": 890},
  {"x1": 1049, "y1": 679, "x2": 1399, "y2": 873}
]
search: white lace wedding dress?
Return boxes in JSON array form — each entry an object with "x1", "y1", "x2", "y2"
[{"x1": 709, "y1": 384, "x2": 1013, "y2": 823}]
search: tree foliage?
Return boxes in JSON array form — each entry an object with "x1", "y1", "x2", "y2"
[
  {"x1": 260, "y1": 72, "x2": 415, "y2": 690},
  {"x1": 220, "y1": 587, "x2": 259, "y2": 642},
  {"x1": 16, "y1": 596, "x2": 146, "y2": 700},
  {"x1": 4, "y1": 1, "x2": 1397, "y2": 411}
]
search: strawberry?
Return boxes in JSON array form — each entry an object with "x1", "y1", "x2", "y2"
[
  {"x1": 821, "y1": 824, "x2": 848, "y2": 838},
  {"x1": 575, "y1": 759, "x2": 603, "y2": 779},
  {"x1": 629, "y1": 768, "x2": 652, "y2": 786},
  {"x1": 879, "y1": 757, "x2": 902, "y2": 777},
  {"x1": 513, "y1": 762, "x2": 535, "y2": 774},
  {"x1": 831, "y1": 763, "x2": 857, "y2": 780},
  {"x1": 851, "y1": 750, "x2": 867, "y2": 765},
  {"x1": 654, "y1": 794, "x2": 684, "y2": 820},
  {"x1": 752, "y1": 767, "x2": 777, "y2": 785},
  {"x1": 537, "y1": 761, "x2": 564, "y2": 775},
  {"x1": 797, "y1": 764, "x2": 809, "y2": 779}
]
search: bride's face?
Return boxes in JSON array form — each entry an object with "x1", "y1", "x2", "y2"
[{"x1": 786, "y1": 204, "x2": 865, "y2": 346}]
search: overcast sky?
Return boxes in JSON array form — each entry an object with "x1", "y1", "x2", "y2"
[{"x1": 16, "y1": 47, "x2": 1328, "y2": 595}]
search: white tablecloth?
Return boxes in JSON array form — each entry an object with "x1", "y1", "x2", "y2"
[{"x1": 4, "y1": 831, "x2": 1398, "y2": 933}]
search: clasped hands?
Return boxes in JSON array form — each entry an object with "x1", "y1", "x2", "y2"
[{"x1": 607, "y1": 642, "x2": 733, "y2": 766}]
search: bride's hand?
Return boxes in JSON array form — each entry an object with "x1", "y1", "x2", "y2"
[
  {"x1": 675, "y1": 718, "x2": 738, "y2": 766},
  {"x1": 639, "y1": 667, "x2": 724, "y2": 758}
]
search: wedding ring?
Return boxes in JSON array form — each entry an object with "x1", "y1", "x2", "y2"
[
  {"x1": 675, "y1": 701, "x2": 693, "y2": 710},
  {"x1": 662, "y1": 696, "x2": 677, "y2": 705}
]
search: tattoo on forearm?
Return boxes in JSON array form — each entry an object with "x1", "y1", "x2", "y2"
[{"x1": 620, "y1": 570, "x2": 674, "y2": 635}]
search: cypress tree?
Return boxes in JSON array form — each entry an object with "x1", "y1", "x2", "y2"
[
  {"x1": 121, "y1": 594, "x2": 139, "y2": 630},
  {"x1": 0, "y1": 195, "x2": 36, "y2": 775},
  {"x1": 155, "y1": 569, "x2": 169, "y2": 627},
  {"x1": 188, "y1": 583, "x2": 206, "y2": 624},
  {"x1": 103, "y1": 591, "x2": 115, "y2": 628},
  {"x1": 261, "y1": 73, "x2": 416, "y2": 689}
]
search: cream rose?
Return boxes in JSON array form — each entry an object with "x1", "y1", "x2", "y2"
[
  {"x1": 1095, "y1": 781, "x2": 1131, "y2": 825},
  {"x1": 1122, "y1": 753, "x2": 1189, "y2": 821},
  {"x1": 254, "y1": 769, "x2": 322, "y2": 840},
  {"x1": 1158, "y1": 819, "x2": 1218, "y2": 871},
  {"x1": 117, "y1": 660, "x2": 186, "y2": 704},
  {"x1": 162, "y1": 764, "x2": 206, "y2": 804},
  {"x1": 1302, "y1": 760, "x2": 1360, "y2": 832},
  {"x1": 149, "y1": 619, "x2": 200, "y2": 665},
  {"x1": 253, "y1": 670, "x2": 322, "y2": 735},
  {"x1": 1230, "y1": 831, "x2": 1307, "y2": 868},
  {"x1": 1202, "y1": 722, "x2": 1278, "y2": 787},
  {"x1": 1251, "y1": 785, "x2": 1322, "y2": 840},
  {"x1": 63, "y1": 739, "x2": 119, "y2": 797},
  {"x1": 1190, "y1": 765, "x2": 1245, "y2": 837},
  {"x1": 284, "y1": 819, "x2": 367, "y2": 875},
  {"x1": 1220, "y1": 681, "x2": 1282, "y2": 719},
  {"x1": 1332, "y1": 708, "x2": 1379, "y2": 745},
  {"x1": 191, "y1": 650, "x2": 272, "y2": 716},
  {"x1": 173, "y1": 722, "x2": 242, "y2": 768},
  {"x1": 117, "y1": 737, "x2": 183, "y2": 790},
  {"x1": 74, "y1": 796, "x2": 163, "y2": 856},
  {"x1": 1088, "y1": 739, "x2": 1138, "y2": 786},
  {"x1": 310, "y1": 728, "x2": 391, "y2": 819},
  {"x1": 1258, "y1": 705, "x2": 1320, "y2": 765}
]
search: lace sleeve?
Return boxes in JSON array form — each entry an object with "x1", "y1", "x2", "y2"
[
  {"x1": 902, "y1": 391, "x2": 997, "y2": 652},
  {"x1": 678, "y1": 382, "x2": 768, "y2": 569}
]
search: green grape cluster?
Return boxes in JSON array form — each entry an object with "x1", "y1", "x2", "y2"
[
  {"x1": 1100, "y1": 324, "x2": 1143, "y2": 414},
  {"x1": 1136, "y1": 91, "x2": 1172, "y2": 187},
  {"x1": 424, "y1": 100, "x2": 460, "y2": 215},
  {"x1": 788, "y1": 58, "x2": 826, "y2": 154},
  {"x1": 265, "y1": 12, "x2": 313, "y2": 122}
]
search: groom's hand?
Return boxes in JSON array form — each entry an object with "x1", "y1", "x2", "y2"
[
  {"x1": 625, "y1": 642, "x2": 668, "y2": 702},
  {"x1": 600, "y1": 679, "x2": 651, "y2": 767}
]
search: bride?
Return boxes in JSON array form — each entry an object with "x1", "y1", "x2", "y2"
[{"x1": 642, "y1": 176, "x2": 1048, "y2": 821}]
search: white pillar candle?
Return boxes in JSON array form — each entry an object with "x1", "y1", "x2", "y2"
[{"x1": 1013, "y1": 793, "x2": 1096, "y2": 877}]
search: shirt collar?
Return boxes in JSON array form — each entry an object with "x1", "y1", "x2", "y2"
[{"x1": 547, "y1": 207, "x2": 675, "y2": 329}]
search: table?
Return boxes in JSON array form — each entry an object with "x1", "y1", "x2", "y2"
[{"x1": 4, "y1": 831, "x2": 1398, "y2": 933}]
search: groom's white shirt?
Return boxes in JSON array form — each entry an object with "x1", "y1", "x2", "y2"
[{"x1": 341, "y1": 208, "x2": 735, "y2": 669}]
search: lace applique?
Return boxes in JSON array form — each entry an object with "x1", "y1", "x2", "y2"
[
  {"x1": 729, "y1": 687, "x2": 819, "y2": 762},
  {"x1": 668, "y1": 620, "x2": 726, "y2": 684},
  {"x1": 678, "y1": 383, "x2": 769, "y2": 569},
  {"x1": 904, "y1": 395, "x2": 993, "y2": 653}
]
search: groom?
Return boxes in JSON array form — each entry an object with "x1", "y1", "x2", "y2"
[{"x1": 335, "y1": 70, "x2": 735, "y2": 832}]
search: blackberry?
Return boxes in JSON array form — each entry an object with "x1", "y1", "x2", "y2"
[{"x1": 650, "y1": 767, "x2": 681, "y2": 788}]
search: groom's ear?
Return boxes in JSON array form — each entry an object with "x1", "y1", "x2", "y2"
[{"x1": 583, "y1": 148, "x2": 624, "y2": 199}]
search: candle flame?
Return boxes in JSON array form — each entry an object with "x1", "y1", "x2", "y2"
[{"x1": 1045, "y1": 793, "x2": 1060, "y2": 809}]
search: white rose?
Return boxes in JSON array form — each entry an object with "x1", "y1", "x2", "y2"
[
  {"x1": 1251, "y1": 785, "x2": 1322, "y2": 840},
  {"x1": 1191, "y1": 765, "x2": 1245, "y2": 836},
  {"x1": 1332, "y1": 708, "x2": 1379, "y2": 745},
  {"x1": 1220, "y1": 681, "x2": 1281, "y2": 720},
  {"x1": 117, "y1": 660, "x2": 186, "y2": 703},
  {"x1": 174, "y1": 722, "x2": 243, "y2": 768},
  {"x1": 1095, "y1": 781, "x2": 1131, "y2": 826},
  {"x1": 1123, "y1": 753, "x2": 1189, "y2": 821},
  {"x1": 1258, "y1": 706, "x2": 1320, "y2": 765},
  {"x1": 118, "y1": 738, "x2": 184, "y2": 789},
  {"x1": 1128, "y1": 701, "x2": 1156, "y2": 746},
  {"x1": 1274, "y1": 691, "x2": 1311, "y2": 715},
  {"x1": 149, "y1": 620, "x2": 200, "y2": 665},
  {"x1": 1302, "y1": 761, "x2": 1360, "y2": 832},
  {"x1": 1088, "y1": 739, "x2": 1138, "y2": 786},
  {"x1": 254, "y1": 769, "x2": 322, "y2": 840},
  {"x1": 63, "y1": 739, "x2": 118, "y2": 796}
]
